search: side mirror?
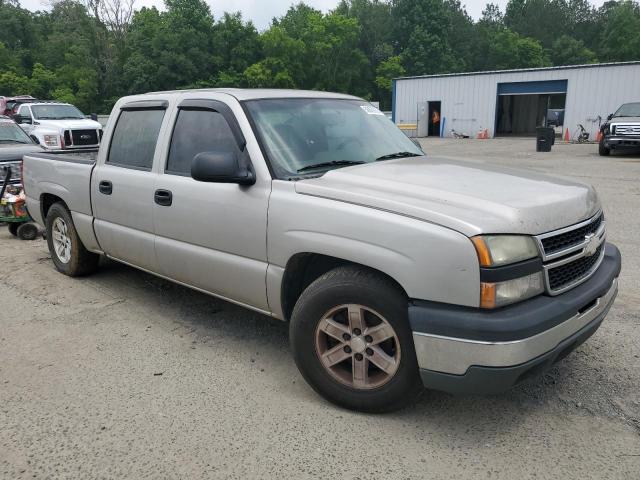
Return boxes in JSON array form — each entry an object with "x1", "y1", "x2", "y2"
[
  {"x1": 191, "y1": 151, "x2": 255, "y2": 186},
  {"x1": 607, "y1": 113, "x2": 613, "y2": 121},
  {"x1": 90, "y1": 113, "x2": 98, "y2": 121}
]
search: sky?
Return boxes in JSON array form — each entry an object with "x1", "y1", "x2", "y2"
[{"x1": 19, "y1": 0, "x2": 606, "y2": 30}]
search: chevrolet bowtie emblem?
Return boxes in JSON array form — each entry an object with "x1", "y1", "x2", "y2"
[{"x1": 583, "y1": 233, "x2": 600, "y2": 257}]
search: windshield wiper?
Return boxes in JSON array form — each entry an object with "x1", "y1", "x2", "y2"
[
  {"x1": 375, "y1": 151, "x2": 421, "y2": 161},
  {"x1": 297, "y1": 160, "x2": 365, "y2": 173}
]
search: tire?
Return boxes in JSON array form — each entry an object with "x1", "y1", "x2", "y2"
[
  {"x1": 599, "y1": 141, "x2": 610, "y2": 156},
  {"x1": 45, "y1": 202, "x2": 99, "y2": 276},
  {"x1": 17, "y1": 223, "x2": 39, "y2": 240},
  {"x1": 8, "y1": 223, "x2": 19, "y2": 236},
  {"x1": 290, "y1": 265, "x2": 422, "y2": 412}
]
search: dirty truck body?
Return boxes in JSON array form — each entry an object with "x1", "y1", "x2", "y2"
[{"x1": 23, "y1": 89, "x2": 621, "y2": 412}]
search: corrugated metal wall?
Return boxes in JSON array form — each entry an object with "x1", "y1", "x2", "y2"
[{"x1": 394, "y1": 63, "x2": 640, "y2": 139}]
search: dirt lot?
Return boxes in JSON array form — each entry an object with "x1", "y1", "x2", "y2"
[{"x1": 1, "y1": 138, "x2": 638, "y2": 479}]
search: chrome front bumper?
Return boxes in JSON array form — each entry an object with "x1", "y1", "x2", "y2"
[{"x1": 413, "y1": 277, "x2": 618, "y2": 376}]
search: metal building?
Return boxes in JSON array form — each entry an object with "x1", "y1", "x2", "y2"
[{"x1": 392, "y1": 61, "x2": 640, "y2": 140}]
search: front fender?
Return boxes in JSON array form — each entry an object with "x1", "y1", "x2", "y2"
[{"x1": 267, "y1": 181, "x2": 481, "y2": 314}]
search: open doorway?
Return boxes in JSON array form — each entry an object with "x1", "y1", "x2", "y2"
[
  {"x1": 495, "y1": 80, "x2": 567, "y2": 137},
  {"x1": 417, "y1": 101, "x2": 442, "y2": 137},
  {"x1": 428, "y1": 101, "x2": 441, "y2": 137}
]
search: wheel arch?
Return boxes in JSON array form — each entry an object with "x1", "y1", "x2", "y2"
[
  {"x1": 40, "y1": 193, "x2": 68, "y2": 221},
  {"x1": 280, "y1": 252, "x2": 408, "y2": 321}
]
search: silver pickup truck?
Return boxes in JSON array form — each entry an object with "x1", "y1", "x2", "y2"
[{"x1": 23, "y1": 89, "x2": 621, "y2": 412}]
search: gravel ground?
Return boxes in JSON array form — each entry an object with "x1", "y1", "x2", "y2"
[{"x1": 0, "y1": 138, "x2": 638, "y2": 479}]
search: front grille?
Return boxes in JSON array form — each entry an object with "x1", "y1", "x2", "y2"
[
  {"x1": 63, "y1": 130, "x2": 71, "y2": 145},
  {"x1": 547, "y1": 244, "x2": 603, "y2": 291},
  {"x1": 70, "y1": 129, "x2": 98, "y2": 146},
  {"x1": 614, "y1": 124, "x2": 640, "y2": 136},
  {"x1": 541, "y1": 212, "x2": 603, "y2": 256},
  {"x1": 0, "y1": 160, "x2": 22, "y2": 184}
]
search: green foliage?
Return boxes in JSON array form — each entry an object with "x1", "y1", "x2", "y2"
[
  {"x1": 375, "y1": 55, "x2": 404, "y2": 91},
  {"x1": 0, "y1": 0, "x2": 639, "y2": 112},
  {"x1": 599, "y1": 1, "x2": 640, "y2": 61},
  {"x1": 551, "y1": 35, "x2": 598, "y2": 65},
  {"x1": 484, "y1": 28, "x2": 550, "y2": 69}
]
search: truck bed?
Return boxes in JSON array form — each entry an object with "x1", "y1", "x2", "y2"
[{"x1": 22, "y1": 150, "x2": 97, "y2": 228}]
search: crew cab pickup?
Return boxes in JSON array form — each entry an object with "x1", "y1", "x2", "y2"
[
  {"x1": 599, "y1": 102, "x2": 640, "y2": 156},
  {"x1": 22, "y1": 89, "x2": 621, "y2": 412}
]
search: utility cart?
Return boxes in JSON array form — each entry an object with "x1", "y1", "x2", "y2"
[{"x1": 0, "y1": 166, "x2": 39, "y2": 240}]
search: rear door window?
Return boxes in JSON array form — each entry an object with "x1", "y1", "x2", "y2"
[
  {"x1": 107, "y1": 109, "x2": 165, "y2": 170},
  {"x1": 166, "y1": 109, "x2": 239, "y2": 176}
]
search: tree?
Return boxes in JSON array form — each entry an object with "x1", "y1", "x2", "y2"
[
  {"x1": 391, "y1": 0, "x2": 466, "y2": 75},
  {"x1": 550, "y1": 35, "x2": 598, "y2": 65},
  {"x1": 375, "y1": 55, "x2": 404, "y2": 104},
  {"x1": 484, "y1": 28, "x2": 549, "y2": 70},
  {"x1": 504, "y1": 0, "x2": 569, "y2": 49},
  {"x1": 599, "y1": 1, "x2": 640, "y2": 61},
  {"x1": 247, "y1": 6, "x2": 368, "y2": 94},
  {"x1": 211, "y1": 12, "x2": 261, "y2": 86},
  {"x1": 29, "y1": 63, "x2": 57, "y2": 98}
]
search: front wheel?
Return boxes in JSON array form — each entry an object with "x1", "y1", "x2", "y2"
[
  {"x1": 599, "y1": 141, "x2": 610, "y2": 156},
  {"x1": 45, "y1": 202, "x2": 99, "y2": 276},
  {"x1": 290, "y1": 265, "x2": 422, "y2": 412}
]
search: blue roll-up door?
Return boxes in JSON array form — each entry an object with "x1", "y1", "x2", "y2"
[{"x1": 497, "y1": 80, "x2": 568, "y2": 95}]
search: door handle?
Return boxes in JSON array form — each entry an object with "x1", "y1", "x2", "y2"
[
  {"x1": 98, "y1": 180, "x2": 112, "y2": 195},
  {"x1": 154, "y1": 189, "x2": 173, "y2": 206}
]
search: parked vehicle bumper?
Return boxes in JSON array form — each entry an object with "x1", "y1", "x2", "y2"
[
  {"x1": 604, "y1": 135, "x2": 640, "y2": 149},
  {"x1": 409, "y1": 243, "x2": 621, "y2": 394}
]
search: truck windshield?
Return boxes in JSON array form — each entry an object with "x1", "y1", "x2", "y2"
[
  {"x1": 244, "y1": 98, "x2": 423, "y2": 178},
  {"x1": 0, "y1": 120, "x2": 33, "y2": 144},
  {"x1": 613, "y1": 103, "x2": 640, "y2": 117},
  {"x1": 32, "y1": 104, "x2": 85, "y2": 120}
]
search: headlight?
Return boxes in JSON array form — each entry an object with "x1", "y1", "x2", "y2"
[
  {"x1": 43, "y1": 135, "x2": 59, "y2": 147},
  {"x1": 471, "y1": 235, "x2": 539, "y2": 267},
  {"x1": 480, "y1": 272, "x2": 544, "y2": 308},
  {"x1": 472, "y1": 235, "x2": 543, "y2": 308}
]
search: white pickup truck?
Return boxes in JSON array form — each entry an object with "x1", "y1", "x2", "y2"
[
  {"x1": 22, "y1": 89, "x2": 621, "y2": 412},
  {"x1": 15, "y1": 101, "x2": 102, "y2": 151}
]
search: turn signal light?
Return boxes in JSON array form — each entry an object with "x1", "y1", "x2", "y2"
[{"x1": 480, "y1": 282, "x2": 496, "y2": 308}]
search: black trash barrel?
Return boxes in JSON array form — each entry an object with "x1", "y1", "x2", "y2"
[{"x1": 536, "y1": 126, "x2": 554, "y2": 152}]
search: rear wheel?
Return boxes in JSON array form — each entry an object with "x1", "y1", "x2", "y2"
[
  {"x1": 17, "y1": 223, "x2": 39, "y2": 240},
  {"x1": 8, "y1": 223, "x2": 19, "y2": 236},
  {"x1": 45, "y1": 202, "x2": 99, "y2": 276},
  {"x1": 290, "y1": 265, "x2": 422, "y2": 412},
  {"x1": 599, "y1": 141, "x2": 610, "y2": 156}
]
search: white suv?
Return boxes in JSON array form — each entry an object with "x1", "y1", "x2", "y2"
[{"x1": 15, "y1": 102, "x2": 102, "y2": 150}]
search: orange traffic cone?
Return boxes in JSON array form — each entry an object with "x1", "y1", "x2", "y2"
[
  {"x1": 595, "y1": 130, "x2": 602, "y2": 142},
  {"x1": 564, "y1": 128, "x2": 570, "y2": 143}
]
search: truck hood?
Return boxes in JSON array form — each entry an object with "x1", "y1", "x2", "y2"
[
  {"x1": 0, "y1": 143, "x2": 43, "y2": 162},
  {"x1": 610, "y1": 116, "x2": 640, "y2": 124},
  {"x1": 34, "y1": 119, "x2": 102, "y2": 130},
  {"x1": 295, "y1": 156, "x2": 600, "y2": 237}
]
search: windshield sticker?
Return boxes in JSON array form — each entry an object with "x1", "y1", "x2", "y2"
[{"x1": 360, "y1": 105, "x2": 384, "y2": 116}]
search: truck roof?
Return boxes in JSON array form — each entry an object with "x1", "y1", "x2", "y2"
[
  {"x1": 143, "y1": 88, "x2": 361, "y2": 101},
  {"x1": 27, "y1": 101, "x2": 73, "y2": 106}
]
